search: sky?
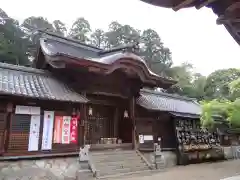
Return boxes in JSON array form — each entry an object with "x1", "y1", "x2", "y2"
[{"x1": 1, "y1": 0, "x2": 240, "y2": 75}]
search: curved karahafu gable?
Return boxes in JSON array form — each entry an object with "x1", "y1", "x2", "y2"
[
  {"x1": 36, "y1": 32, "x2": 176, "y2": 88},
  {"x1": 140, "y1": 0, "x2": 240, "y2": 45}
]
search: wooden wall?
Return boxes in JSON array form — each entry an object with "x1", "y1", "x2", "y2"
[
  {"x1": 135, "y1": 106, "x2": 177, "y2": 150},
  {"x1": 0, "y1": 97, "x2": 84, "y2": 157}
]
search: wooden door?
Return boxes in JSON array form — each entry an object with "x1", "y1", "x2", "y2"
[{"x1": 86, "y1": 105, "x2": 114, "y2": 144}]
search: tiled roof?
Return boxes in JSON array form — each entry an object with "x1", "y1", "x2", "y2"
[
  {"x1": 0, "y1": 63, "x2": 88, "y2": 103},
  {"x1": 37, "y1": 32, "x2": 176, "y2": 88},
  {"x1": 137, "y1": 89, "x2": 201, "y2": 115}
]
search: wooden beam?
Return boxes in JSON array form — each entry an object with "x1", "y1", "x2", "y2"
[
  {"x1": 225, "y1": 2, "x2": 240, "y2": 13},
  {"x1": 195, "y1": 0, "x2": 218, "y2": 10},
  {"x1": 216, "y1": 15, "x2": 240, "y2": 25},
  {"x1": 173, "y1": 0, "x2": 195, "y2": 11}
]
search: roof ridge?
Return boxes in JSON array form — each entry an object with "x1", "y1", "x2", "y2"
[
  {"x1": 140, "y1": 88, "x2": 197, "y2": 102},
  {"x1": 0, "y1": 62, "x2": 49, "y2": 75},
  {"x1": 40, "y1": 31, "x2": 102, "y2": 52}
]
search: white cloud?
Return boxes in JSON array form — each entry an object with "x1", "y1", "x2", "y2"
[{"x1": 1, "y1": 0, "x2": 240, "y2": 75}]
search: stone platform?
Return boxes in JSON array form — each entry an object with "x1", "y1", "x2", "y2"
[{"x1": 0, "y1": 157, "x2": 80, "y2": 180}]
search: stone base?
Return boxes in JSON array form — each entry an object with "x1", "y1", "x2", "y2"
[
  {"x1": 162, "y1": 151, "x2": 177, "y2": 168},
  {"x1": 142, "y1": 151, "x2": 177, "y2": 169},
  {"x1": 0, "y1": 157, "x2": 81, "y2": 180},
  {"x1": 224, "y1": 146, "x2": 233, "y2": 159},
  {"x1": 223, "y1": 146, "x2": 240, "y2": 160}
]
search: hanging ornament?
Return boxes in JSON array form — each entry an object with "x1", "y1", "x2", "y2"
[
  {"x1": 88, "y1": 106, "x2": 93, "y2": 116},
  {"x1": 124, "y1": 110, "x2": 129, "y2": 118}
]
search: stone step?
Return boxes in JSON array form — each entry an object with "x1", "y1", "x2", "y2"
[
  {"x1": 97, "y1": 166, "x2": 149, "y2": 177},
  {"x1": 92, "y1": 152, "x2": 139, "y2": 158},
  {"x1": 97, "y1": 163, "x2": 148, "y2": 172},
  {"x1": 91, "y1": 150, "x2": 134, "y2": 156},
  {"x1": 95, "y1": 159, "x2": 145, "y2": 167},
  {"x1": 91, "y1": 152, "x2": 139, "y2": 158},
  {"x1": 97, "y1": 169, "x2": 156, "y2": 179},
  {"x1": 77, "y1": 170, "x2": 95, "y2": 180},
  {"x1": 92, "y1": 155, "x2": 141, "y2": 163}
]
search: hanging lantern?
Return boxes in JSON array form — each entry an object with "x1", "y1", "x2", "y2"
[
  {"x1": 124, "y1": 110, "x2": 129, "y2": 118},
  {"x1": 88, "y1": 106, "x2": 93, "y2": 116}
]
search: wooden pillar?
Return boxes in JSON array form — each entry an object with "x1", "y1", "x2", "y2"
[
  {"x1": 82, "y1": 92, "x2": 87, "y2": 146},
  {"x1": 130, "y1": 96, "x2": 137, "y2": 149}
]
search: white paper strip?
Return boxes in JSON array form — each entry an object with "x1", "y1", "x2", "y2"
[
  {"x1": 62, "y1": 116, "x2": 71, "y2": 144},
  {"x1": 15, "y1": 105, "x2": 40, "y2": 115},
  {"x1": 28, "y1": 115, "x2": 40, "y2": 151},
  {"x1": 41, "y1": 111, "x2": 54, "y2": 150}
]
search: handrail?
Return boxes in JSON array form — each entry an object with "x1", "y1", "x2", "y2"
[{"x1": 136, "y1": 149, "x2": 155, "y2": 170}]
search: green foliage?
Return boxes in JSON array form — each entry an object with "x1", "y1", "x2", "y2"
[
  {"x1": 201, "y1": 98, "x2": 240, "y2": 128},
  {"x1": 0, "y1": 8, "x2": 30, "y2": 65},
  {"x1": 204, "y1": 69, "x2": 240, "y2": 100},
  {"x1": 69, "y1": 17, "x2": 91, "y2": 43}
]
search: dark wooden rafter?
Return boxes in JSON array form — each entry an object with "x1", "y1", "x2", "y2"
[
  {"x1": 215, "y1": 1, "x2": 240, "y2": 40},
  {"x1": 225, "y1": 2, "x2": 240, "y2": 12},
  {"x1": 216, "y1": 2, "x2": 240, "y2": 24},
  {"x1": 172, "y1": 0, "x2": 218, "y2": 11},
  {"x1": 173, "y1": 0, "x2": 196, "y2": 11},
  {"x1": 216, "y1": 16, "x2": 240, "y2": 25}
]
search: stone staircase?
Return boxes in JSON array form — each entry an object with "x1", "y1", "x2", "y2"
[{"x1": 89, "y1": 149, "x2": 152, "y2": 179}]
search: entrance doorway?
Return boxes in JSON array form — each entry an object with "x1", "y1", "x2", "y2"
[
  {"x1": 118, "y1": 110, "x2": 133, "y2": 143},
  {"x1": 86, "y1": 105, "x2": 115, "y2": 144}
]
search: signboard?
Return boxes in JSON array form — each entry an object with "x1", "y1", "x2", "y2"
[
  {"x1": 41, "y1": 111, "x2": 54, "y2": 150},
  {"x1": 70, "y1": 117, "x2": 78, "y2": 144},
  {"x1": 28, "y1": 115, "x2": 40, "y2": 151},
  {"x1": 62, "y1": 116, "x2": 71, "y2": 144},
  {"x1": 53, "y1": 116, "x2": 63, "y2": 143},
  {"x1": 139, "y1": 135, "x2": 144, "y2": 144},
  {"x1": 15, "y1": 105, "x2": 40, "y2": 115},
  {"x1": 143, "y1": 135, "x2": 153, "y2": 141}
]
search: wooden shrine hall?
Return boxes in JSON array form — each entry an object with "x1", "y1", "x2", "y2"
[{"x1": 0, "y1": 32, "x2": 204, "y2": 161}]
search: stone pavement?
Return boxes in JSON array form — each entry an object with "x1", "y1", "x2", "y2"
[
  {"x1": 1, "y1": 158, "x2": 240, "y2": 180},
  {"x1": 116, "y1": 160, "x2": 240, "y2": 180}
]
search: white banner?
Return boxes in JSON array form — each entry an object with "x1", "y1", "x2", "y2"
[
  {"x1": 41, "y1": 111, "x2": 54, "y2": 150},
  {"x1": 28, "y1": 115, "x2": 40, "y2": 151},
  {"x1": 62, "y1": 116, "x2": 71, "y2": 144},
  {"x1": 15, "y1": 105, "x2": 40, "y2": 115}
]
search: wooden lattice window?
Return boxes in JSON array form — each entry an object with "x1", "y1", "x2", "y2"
[{"x1": 8, "y1": 115, "x2": 31, "y2": 151}]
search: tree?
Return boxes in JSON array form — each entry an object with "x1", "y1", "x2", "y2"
[
  {"x1": 21, "y1": 16, "x2": 55, "y2": 59},
  {"x1": 0, "y1": 8, "x2": 30, "y2": 65},
  {"x1": 204, "y1": 68, "x2": 240, "y2": 100},
  {"x1": 105, "y1": 21, "x2": 124, "y2": 48},
  {"x1": 69, "y1": 17, "x2": 91, "y2": 43},
  {"x1": 105, "y1": 21, "x2": 141, "y2": 49},
  {"x1": 90, "y1": 29, "x2": 106, "y2": 48},
  {"x1": 52, "y1": 20, "x2": 67, "y2": 36},
  {"x1": 140, "y1": 29, "x2": 172, "y2": 75},
  {"x1": 201, "y1": 99, "x2": 231, "y2": 128},
  {"x1": 22, "y1": 16, "x2": 54, "y2": 32}
]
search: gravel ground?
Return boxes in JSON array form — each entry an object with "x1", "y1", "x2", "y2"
[{"x1": 122, "y1": 160, "x2": 240, "y2": 180}]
